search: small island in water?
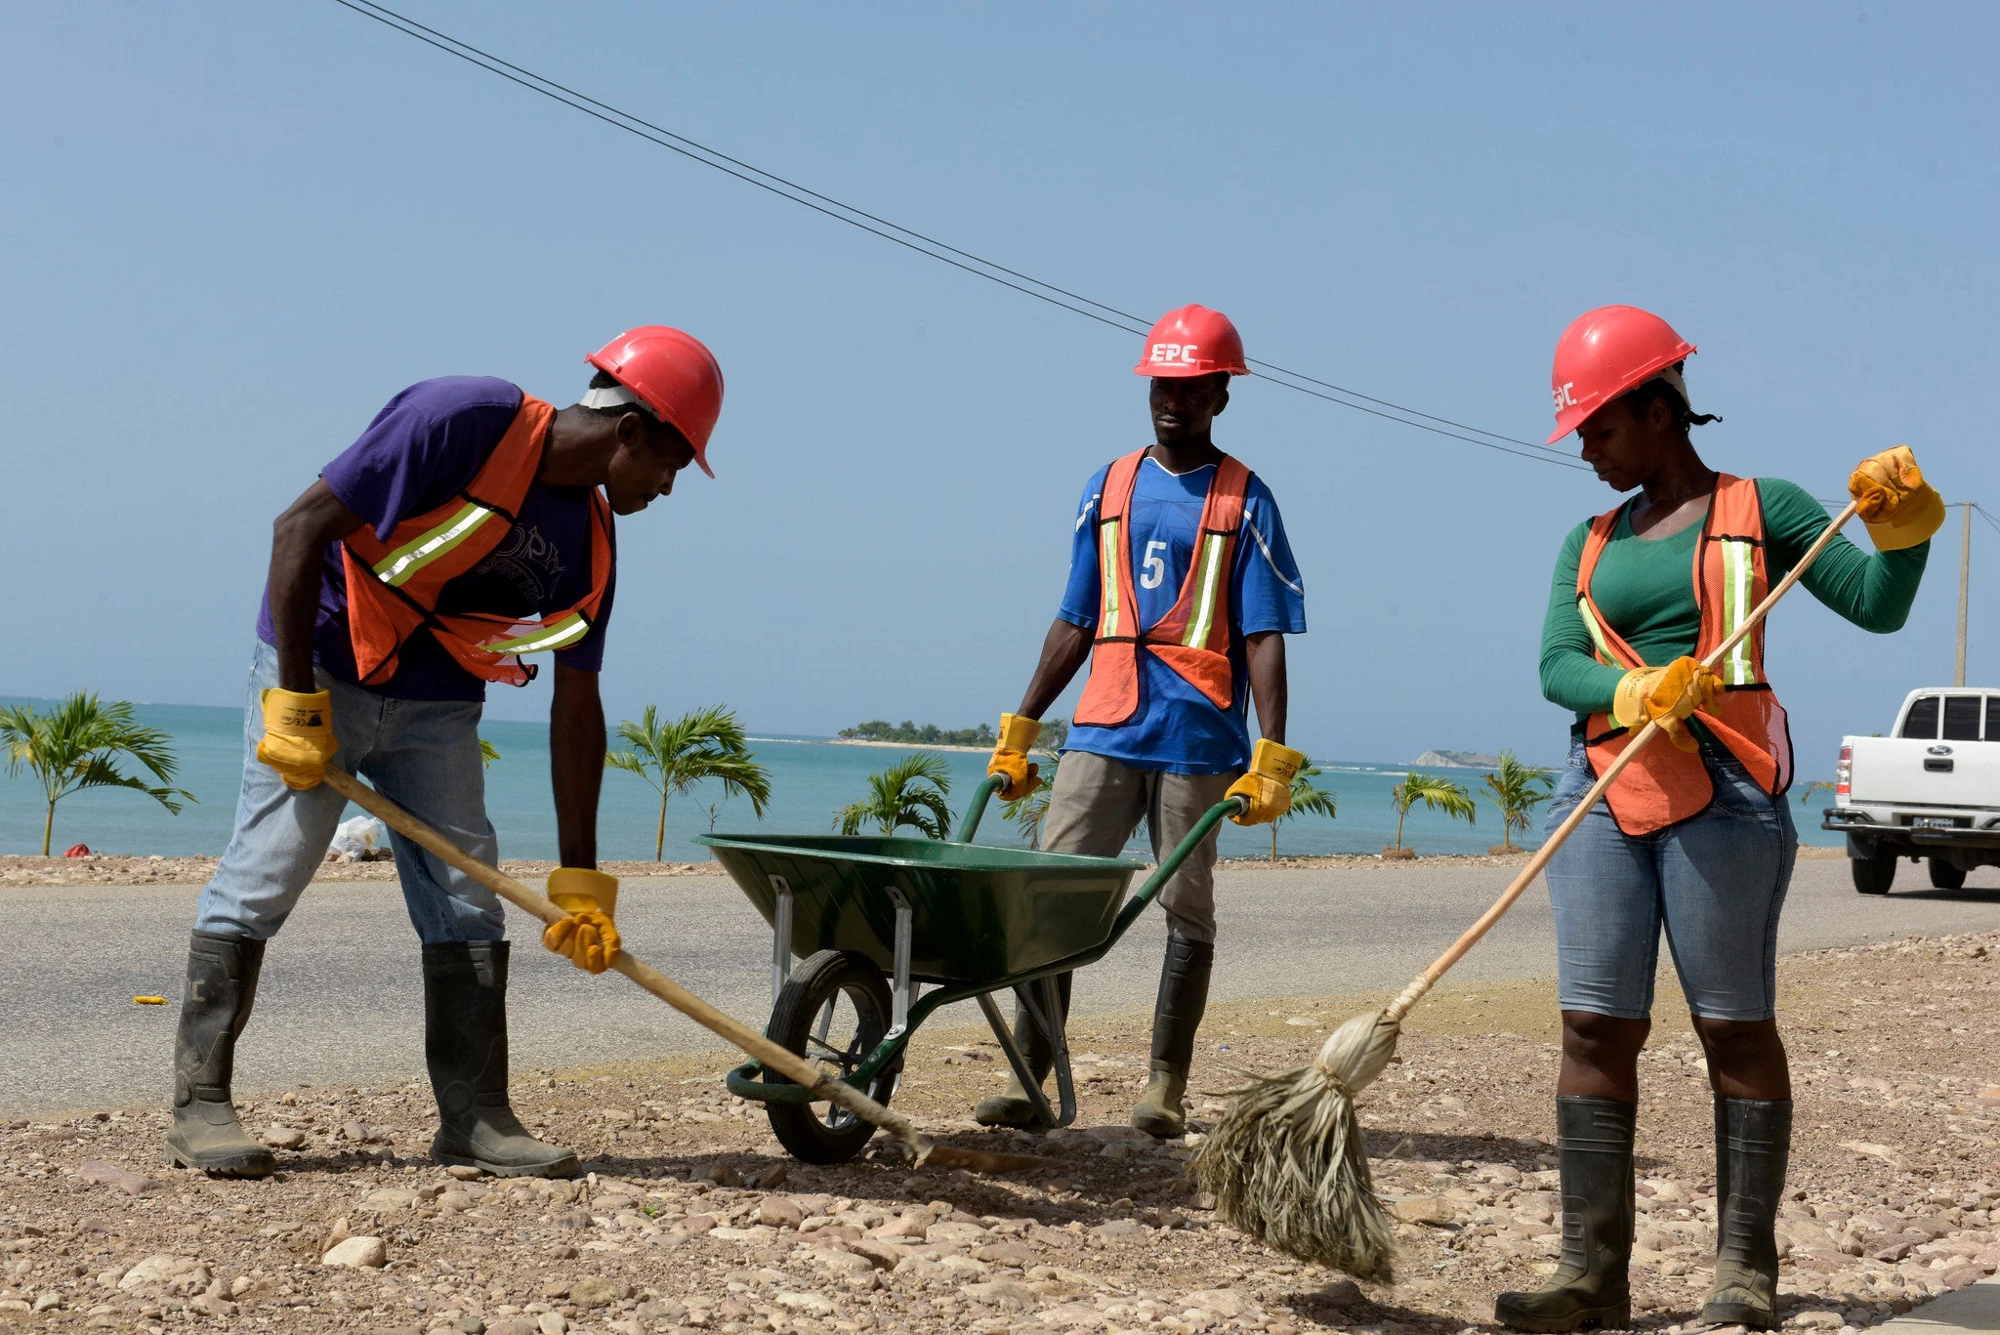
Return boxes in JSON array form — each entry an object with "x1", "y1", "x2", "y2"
[
  {"x1": 838, "y1": 718, "x2": 1070, "y2": 748},
  {"x1": 1413, "y1": 749, "x2": 1501, "y2": 769}
]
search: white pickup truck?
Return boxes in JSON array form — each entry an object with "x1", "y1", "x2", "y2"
[{"x1": 1822, "y1": 687, "x2": 2000, "y2": 894}]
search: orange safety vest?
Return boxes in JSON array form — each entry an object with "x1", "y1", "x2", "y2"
[
  {"x1": 1574, "y1": 473, "x2": 1794, "y2": 835},
  {"x1": 1073, "y1": 449, "x2": 1251, "y2": 729},
  {"x1": 339, "y1": 394, "x2": 614, "y2": 688}
]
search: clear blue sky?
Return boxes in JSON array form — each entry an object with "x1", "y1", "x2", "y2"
[{"x1": 3, "y1": 1, "x2": 1993, "y2": 771}]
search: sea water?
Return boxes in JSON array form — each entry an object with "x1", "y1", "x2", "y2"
[{"x1": 0, "y1": 698, "x2": 1837, "y2": 861}]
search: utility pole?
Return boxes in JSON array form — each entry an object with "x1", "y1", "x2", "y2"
[{"x1": 1957, "y1": 502, "x2": 1971, "y2": 687}]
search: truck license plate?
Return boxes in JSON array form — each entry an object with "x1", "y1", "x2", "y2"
[{"x1": 1914, "y1": 817, "x2": 1960, "y2": 829}]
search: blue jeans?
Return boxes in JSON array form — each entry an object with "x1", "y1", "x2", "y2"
[
  {"x1": 1543, "y1": 738, "x2": 1796, "y2": 1022},
  {"x1": 194, "y1": 642, "x2": 505, "y2": 944}
]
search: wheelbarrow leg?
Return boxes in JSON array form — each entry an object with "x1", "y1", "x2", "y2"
[
  {"x1": 975, "y1": 991, "x2": 1060, "y2": 1129},
  {"x1": 768, "y1": 876, "x2": 794, "y2": 1011},
  {"x1": 975, "y1": 979, "x2": 1076, "y2": 1130},
  {"x1": 1025, "y1": 976, "x2": 1077, "y2": 1128}
]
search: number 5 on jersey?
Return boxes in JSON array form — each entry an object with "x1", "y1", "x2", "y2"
[{"x1": 1139, "y1": 539, "x2": 1169, "y2": 591}]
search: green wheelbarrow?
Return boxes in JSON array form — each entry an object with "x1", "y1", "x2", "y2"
[{"x1": 696, "y1": 775, "x2": 1243, "y2": 1165}]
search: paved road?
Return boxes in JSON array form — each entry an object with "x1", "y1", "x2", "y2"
[{"x1": 7, "y1": 857, "x2": 1998, "y2": 1116}]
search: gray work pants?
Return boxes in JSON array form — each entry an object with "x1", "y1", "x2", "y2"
[{"x1": 1042, "y1": 751, "x2": 1235, "y2": 943}]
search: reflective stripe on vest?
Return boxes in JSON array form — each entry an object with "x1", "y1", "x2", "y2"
[
  {"x1": 1572, "y1": 473, "x2": 1793, "y2": 836},
  {"x1": 1576, "y1": 594, "x2": 1618, "y2": 667},
  {"x1": 1098, "y1": 519, "x2": 1123, "y2": 639},
  {"x1": 1071, "y1": 449, "x2": 1250, "y2": 730},
  {"x1": 478, "y1": 611, "x2": 592, "y2": 656},
  {"x1": 1184, "y1": 531, "x2": 1229, "y2": 647},
  {"x1": 1716, "y1": 536, "x2": 1759, "y2": 686},
  {"x1": 338, "y1": 393, "x2": 615, "y2": 688},
  {"x1": 371, "y1": 500, "x2": 506, "y2": 588}
]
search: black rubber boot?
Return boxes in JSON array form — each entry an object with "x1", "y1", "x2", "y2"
[
  {"x1": 166, "y1": 931, "x2": 277, "y2": 1177},
  {"x1": 424, "y1": 941, "x2": 578, "y2": 1178},
  {"x1": 1131, "y1": 932, "x2": 1214, "y2": 1138},
  {"x1": 973, "y1": 972, "x2": 1072, "y2": 1127},
  {"x1": 1703, "y1": 1097, "x2": 1791, "y2": 1329},
  {"x1": 1494, "y1": 1097, "x2": 1635, "y2": 1332}
]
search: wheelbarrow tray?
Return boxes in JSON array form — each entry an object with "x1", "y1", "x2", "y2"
[{"x1": 697, "y1": 833, "x2": 1147, "y2": 985}]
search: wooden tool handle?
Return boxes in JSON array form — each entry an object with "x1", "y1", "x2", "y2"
[
  {"x1": 320, "y1": 768, "x2": 1042, "y2": 1171},
  {"x1": 1382, "y1": 498, "x2": 1863, "y2": 1023}
]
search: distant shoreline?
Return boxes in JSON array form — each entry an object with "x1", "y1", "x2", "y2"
[{"x1": 827, "y1": 738, "x2": 992, "y2": 754}]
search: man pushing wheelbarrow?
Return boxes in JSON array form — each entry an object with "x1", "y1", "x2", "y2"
[{"x1": 977, "y1": 304, "x2": 1308, "y2": 1139}]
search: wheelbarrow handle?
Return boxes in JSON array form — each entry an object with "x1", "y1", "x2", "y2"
[{"x1": 953, "y1": 773, "x2": 1010, "y2": 843}]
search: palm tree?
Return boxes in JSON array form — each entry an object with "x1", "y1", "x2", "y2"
[
  {"x1": 0, "y1": 692, "x2": 194, "y2": 856},
  {"x1": 1797, "y1": 780, "x2": 1838, "y2": 807},
  {"x1": 838, "y1": 752, "x2": 953, "y2": 839},
  {"x1": 1269, "y1": 758, "x2": 1338, "y2": 862},
  {"x1": 478, "y1": 737, "x2": 500, "y2": 768},
  {"x1": 1001, "y1": 748, "x2": 1063, "y2": 849},
  {"x1": 1481, "y1": 751, "x2": 1554, "y2": 851},
  {"x1": 1389, "y1": 772, "x2": 1476, "y2": 850},
  {"x1": 606, "y1": 705, "x2": 772, "y2": 861}
]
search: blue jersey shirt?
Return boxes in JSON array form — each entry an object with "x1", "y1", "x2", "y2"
[{"x1": 1058, "y1": 455, "x2": 1306, "y2": 775}]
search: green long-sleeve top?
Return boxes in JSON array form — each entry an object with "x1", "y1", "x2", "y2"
[{"x1": 1540, "y1": 477, "x2": 1929, "y2": 718}]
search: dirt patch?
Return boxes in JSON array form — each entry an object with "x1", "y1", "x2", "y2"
[
  {"x1": 3, "y1": 931, "x2": 1994, "y2": 1333},
  {"x1": 0, "y1": 856, "x2": 726, "y2": 888}
]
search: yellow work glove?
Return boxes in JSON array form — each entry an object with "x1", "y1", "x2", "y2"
[
  {"x1": 541, "y1": 868, "x2": 622, "y2": 974},
  {"x1": 987, "y1": 713, "x2": 1043, "y2": 801},
  {"x1": 1612, "y1": 657, "x2": 1722, "y2": 754},
  {"x1": 1848, "y1": 445, "x2": 1945, "y2": 552},
  {"x1": 256, "y1": 689, "x2": 336, "y2": 790},
  {"x1": 1225, "y1": 739, "x2": 1306, "y2": 826}
]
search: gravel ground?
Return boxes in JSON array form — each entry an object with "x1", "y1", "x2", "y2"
[{"x1": 5, "y1": 928, "x2": 1998, "y2": 1335}]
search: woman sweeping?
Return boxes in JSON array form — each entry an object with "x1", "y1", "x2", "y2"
[{"x1": 1495, "y1": 305, "x2": 1942, "y2": 1333}]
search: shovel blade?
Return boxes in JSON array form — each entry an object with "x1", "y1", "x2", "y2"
[{"x1": 918, "y1": 1143, "x2": 1052, "y2": 1174}]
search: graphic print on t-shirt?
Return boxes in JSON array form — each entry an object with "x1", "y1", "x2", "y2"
[{"x1": 460, "y1": 522, "x2": 571, "y2": 611}]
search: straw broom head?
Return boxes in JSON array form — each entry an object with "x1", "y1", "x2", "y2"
[{"x1": 1193, "y1": 1007, "x2": 1403, "y2": 1280}]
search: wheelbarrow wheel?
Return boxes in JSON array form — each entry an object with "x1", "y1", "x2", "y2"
[{"x1": 764, "y1": 949, "x2": 900, "y2": 1164}]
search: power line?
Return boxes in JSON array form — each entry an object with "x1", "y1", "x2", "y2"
[
  {"x1": 329, "y1": 0, "x2": 1589, "y2": 472},
  {"x1": 1972, "y1": 503, "x2": 2000, "y2": 542}
]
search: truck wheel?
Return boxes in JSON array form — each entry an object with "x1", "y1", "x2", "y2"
[
  {"x1": 1929, "y1": 858, "x2": 1967, "y2": 891},
  {"x1": 1851, "y1": 851, "x2": 1896, "y2": 895},
  {"x1": 763, "y1": 949, "x2": 899, "y2": 1165}
]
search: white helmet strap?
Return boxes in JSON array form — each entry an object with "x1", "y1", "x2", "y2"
[
  {"x1": 578, "y1": 383, "x2": 661, "y2": 420},
  {"x1": 1644, "y1": 366, "x2": 1693, "y2": 412}
]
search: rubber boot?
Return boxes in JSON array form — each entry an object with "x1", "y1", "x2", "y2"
[
  {"x1": 973, "y1": 972, "x2": 1072, "y2": 1127},
  {"x1": 424, "y1": 942, "x2": 578, "y2": 1178},
  {"x1": 165, "y1": 931, "x2": 277, "y2": 1177},
  {"x1": 1132, "y1": 932, "x2": 1214, "y2": 1138},
  {"x1": 1494, "y1": 1097, "x2": 1635, "y2": 1332},
  {"x1": 1703, "y1": 1097, "x2": 1791, "y2": 1329}
]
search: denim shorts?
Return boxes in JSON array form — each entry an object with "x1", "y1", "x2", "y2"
[{"x1": 1543, "y1": 738, "x2": 1797, "y2": 1021}]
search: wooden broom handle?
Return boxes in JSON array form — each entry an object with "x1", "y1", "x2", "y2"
[
  {"x1": 320, "y1": 768, "x2": 1042, "y2": 1173},
  {"x1": 1383, "y1": 498, "x2": 1863, "y2": 1023}
]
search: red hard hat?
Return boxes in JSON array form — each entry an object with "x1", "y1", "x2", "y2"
[
  {"x1": 1133, "y1": 304, "x2": 1249, "y2": 378},
  {"x1": 1546, "y1": 305, "x2": 1696, "y2": 444},
  {"x1": 586, "y1": 326, "x2": 725, "y2": 477}
]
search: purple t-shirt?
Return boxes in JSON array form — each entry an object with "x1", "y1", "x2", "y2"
[{"x1": 256, "y1": 377, "x2": 617, "y2": 702}]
